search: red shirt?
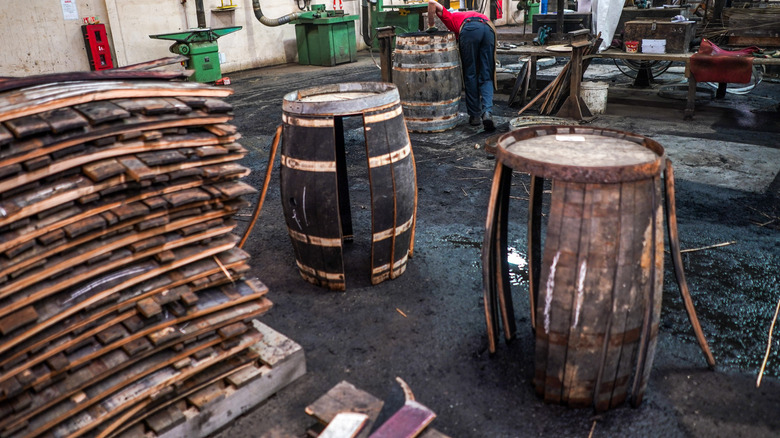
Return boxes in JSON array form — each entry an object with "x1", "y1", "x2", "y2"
[{"x1": 438, "y1": 8, "x2": 489, "y2": 37}]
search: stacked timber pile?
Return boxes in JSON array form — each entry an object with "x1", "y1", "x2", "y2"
[{"x1": 0, "y1": 71, "x2": 286, "y2": 438}]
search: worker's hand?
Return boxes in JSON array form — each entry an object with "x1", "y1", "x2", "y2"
[{"x1": 426, "y1": 26, "x2": 438, "y2": 33}]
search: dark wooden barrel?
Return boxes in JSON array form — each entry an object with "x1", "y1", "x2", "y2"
[
  {"x1": 281, "y1": 82, "x2": 417, "y2": 290},
  {"x1": 496, "y1": 126, "x2": 666, "y2": 411},
  {"x1": 392, "y1": 32, "x2": 462, "y2": 133}
]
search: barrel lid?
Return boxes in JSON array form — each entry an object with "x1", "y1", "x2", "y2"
[
  {"x1": 283, "y1": 82, "x2": 400, "y2": 116},
  {"x1": 496, "y1": 126, "x2": 666, "y2": 183}
]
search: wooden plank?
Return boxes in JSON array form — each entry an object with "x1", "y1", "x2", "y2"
[
  {"x1": 22, "y1": 155, "x2": 52, "y2": 171},
  {"x1": 544, "y1": 182, "x2": 585, "y2": 404},
  {"x1": 0, "y1": 306, "x2": 38, "y2": 335},
  {"x1": 114, "y1": 97, "x2": 179, "y2": 116},
  {"x1": 320, "y1": 413, "x2": 369, "y2": 438},
  {"x1": 175, "y1": 96, "x2": 233, "y2": 114},
  {"x1": 136, "y1": 298, "x2": 162, "y2": 319},
  {"x1": 305, "y1": 380, "x2": 384, "y2": 438},
  {"x1": 368, "y1": 400, "x2": 436, "y2": 438},
  {"x1": 0, "y1": 123, "x2": 14, "y2": 145},
  {"x1": 83, "y1": 159, "x2": 127, "y2": 182},
  {"x1": 38, "y1": 107, "x2": 90, "y2": 134},
  {"x1": 187, "y1": 381, "x2": 227, "y2": 409},
  {"x1": 145, "y1": 401, "x2": 187, "y2": 435},
  {"x1": 118, "y1": 156, "x2": 155, "y2": 181},
  {"x1": 74, "y1": 101, "x2": 132, "y2": 124},
  {"x1": 4, "y1": 114, "x2": 50, "y2": 138},
  {"x1": 217, "y1": 322, "x2": 247, "y2": 340},
  {"x1": 63, "y1": 214, "x2": 107, "y2": 239},
  {"x1": 137, "y1": 149, "x2": 187, "y2": 166},
  {"x1": 96, "y1": 324, "x2": 130, "y2": 345}
]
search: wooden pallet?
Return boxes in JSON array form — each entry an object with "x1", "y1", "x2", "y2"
[{"x1": 0, "y1": 72, "x2": 304, "y2": 437}]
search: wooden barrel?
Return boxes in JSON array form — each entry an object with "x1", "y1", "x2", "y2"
[
  {"x1": 495, "y1": 126, "x2": 666, "y2": 411},
  {"x1": 392, "y1": 32, "x2": 462, "y2": 133},
  {"x1": 281, "y1": 82, "x2": 417, "y2": 290}
]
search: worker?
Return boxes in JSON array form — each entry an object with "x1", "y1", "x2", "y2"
[{"x1": 427, "y1": 0, "x2": 497, "y2": 131}]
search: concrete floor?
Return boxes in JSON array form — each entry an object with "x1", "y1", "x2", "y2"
[{"x1": 213, "y1": 51, "x2": 780, "y2": 437}]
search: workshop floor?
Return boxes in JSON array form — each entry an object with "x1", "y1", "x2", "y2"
[{"x1": 213, "y1": 51, "x2": 780, "y2": 437}]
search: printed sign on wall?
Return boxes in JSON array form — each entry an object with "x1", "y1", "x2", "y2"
[{"x1": 61, "y1": 0, "x2": 79, "y2": 20}]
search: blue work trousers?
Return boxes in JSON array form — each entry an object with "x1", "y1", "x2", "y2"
[{"x1": 459, "y1": 19, "x2": 495, "y2": 118}]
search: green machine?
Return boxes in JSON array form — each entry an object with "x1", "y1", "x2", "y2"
[
  {"x1": 252, "y1": 0, "x2": 358, "y2": 67},
  {"x1": 293, "y1": 4, "x2": 359, "y2": 66},
  {"x1": 149, "y1": 27, "x2": 242, "y2": 83},
  {"x1": 361, "y1": 0, "x2": 428, "y2": 47}
]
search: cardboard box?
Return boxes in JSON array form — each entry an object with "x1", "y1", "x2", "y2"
[
  {"x1": 642, "y1": 39, "x2": 666, "y2": 54},
  {"x1": 624, "y1": 20, "x2": 696, "y2": 53}
]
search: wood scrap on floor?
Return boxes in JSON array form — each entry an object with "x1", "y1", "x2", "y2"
[
  {"x1": 306, "y1": 378, "x2": 449, "y2": 438},
  {"x1": 0, "y1": 71, "x2": 304, "y2": 438}
]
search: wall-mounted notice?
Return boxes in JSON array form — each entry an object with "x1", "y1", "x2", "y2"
[{"x1": 61, "y1": 0, "x2": 79, "y2": 20}]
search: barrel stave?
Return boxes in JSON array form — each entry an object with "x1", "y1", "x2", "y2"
[
  {"x1": 363, "y1": 103, "x2": 416, "y2": 284},
  {"x1": 280, "y1": 117, "x2": 346, "y2": 290}
]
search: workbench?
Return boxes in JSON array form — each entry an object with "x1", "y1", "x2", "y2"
[{"x1": 501, "y1": 45, "x2": 780, "y2": 118}]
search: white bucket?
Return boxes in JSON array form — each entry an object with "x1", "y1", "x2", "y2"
[{"x1": 580, "y1": 81, "x2": 609, "y2": 115}]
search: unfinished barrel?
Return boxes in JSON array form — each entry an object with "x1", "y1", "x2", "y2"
[
  {"x1": 392, "y1": 32, "x2": 462, "y2": 133},
  {"x1": 281, "y1": 82, "x2": 417, "y2": 290},
  {"x1": 494, "y1": 126, "x2": 666, "y2": 411}
]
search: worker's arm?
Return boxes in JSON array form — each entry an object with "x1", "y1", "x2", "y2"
[{"x1": 427, "y1": 0, "x2": 443, "y2": 29}]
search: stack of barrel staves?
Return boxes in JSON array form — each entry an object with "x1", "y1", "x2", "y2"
[{"x1": 0, "y1": 68, "x2": 293, "y2": 438}]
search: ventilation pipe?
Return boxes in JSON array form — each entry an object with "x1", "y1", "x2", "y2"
[
  {"x1": 196, "y1": 0, "x2": 207, "y2": 28},
  {"x1": 361, "y1": 0, "x2": 373, "y2": 46},
  {"x1": 252, "y1": 0, "x2": 301, "y2": 26}
]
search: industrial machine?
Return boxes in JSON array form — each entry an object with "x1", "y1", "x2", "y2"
[
  {"x1": 361, "y1": 0, "x2": 428, "y2": 47},
  {"x1": 149, "y1": 0, "x2": 241, "y2": 83},
  {"x1": 293, "y1": 4, "x2": 359, "y2": 66},
  {"x1": 252, "y1": 0, "x2": 358, "y2": 66}
]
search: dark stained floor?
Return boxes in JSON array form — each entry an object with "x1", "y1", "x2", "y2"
[{"x1": 213, "y1": 51, "x2": 780, "y2": 438}]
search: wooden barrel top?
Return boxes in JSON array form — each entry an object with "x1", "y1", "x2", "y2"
[
  {"x1": 496, "y1": 126, "x2": 666, "y2": 183},
  {"x1": 282, "y1": 82, "x2": 400, "y2": 117}
]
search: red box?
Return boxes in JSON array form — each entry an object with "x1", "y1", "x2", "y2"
[{"x1": 82, "y1": 24, "x2": 114, "y2": 70}]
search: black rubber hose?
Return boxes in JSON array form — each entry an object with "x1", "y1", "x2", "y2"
[{"x1": 252, "y1": 0, "x2": 300, "y2": 26}]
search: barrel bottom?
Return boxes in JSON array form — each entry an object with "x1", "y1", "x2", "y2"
[
  {"x1": 296, "y1": 260, "x2": 346, "y2": 291},
  {"x1": 402, "y1": 99, "x2": 460, "y2": 133},
  {"x1": 405, "y1": 117, "x2": 459, "y2": 133},
  {"x1": 534, "y1": 322, "x2": 659, "y2": 410}
]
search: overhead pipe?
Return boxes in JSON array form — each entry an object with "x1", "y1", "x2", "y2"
[
  {"x1": 361, "y1": 0, "x2": 373, "y2": 46},
  {"x1": 195, "y1": 0, "x2": 207, "y2": 28},
  {"x1": 252, "y1": 0, "x2": 301, "y2": 26}
]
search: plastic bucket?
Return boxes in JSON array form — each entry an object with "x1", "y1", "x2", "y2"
[{"x1": 580, "y1": 81, "x2": 609, "y2": 115}]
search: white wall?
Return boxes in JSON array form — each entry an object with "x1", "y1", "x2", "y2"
[
  {"x1": 0, "y1": 0, "x2": 367, "y2": 76},
  {"x1": 0, "y1": 0, "x2": 109, "y2": 75}
]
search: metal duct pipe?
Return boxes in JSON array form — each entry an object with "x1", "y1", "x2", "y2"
[
  {"x1": 196, "y1": 0, "x2": 207, "y2": 28},
  {"x1": 361, "y1": 0, "x2": 373, "y2": 46},
  {"x1": 252, "y1": 0, "x2": 300, "y2": 26}
]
